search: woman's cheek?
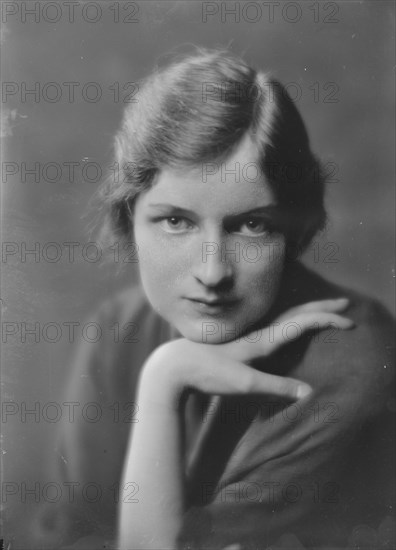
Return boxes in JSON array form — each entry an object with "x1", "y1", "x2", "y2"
[
  {"x1": 136, "y1": 236, "x2": 186, "y2": 313},
  {"x1": 245, "y1": 238, "x2": 285, "y2": 307},
  {"x1": 265, "y1": 238, "x2": 286, "y2": 288}
]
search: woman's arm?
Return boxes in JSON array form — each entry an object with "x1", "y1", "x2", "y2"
[
  {"x1": 118, "y1": 299, "x2": 354, "y2": 550},
  {"x1": 118, "y1": 355, "x2": 185, "y2": 550}
]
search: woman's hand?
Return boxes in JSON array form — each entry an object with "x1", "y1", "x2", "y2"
[
  {"x1": 118, "y1": 297, "x2": 354, "y2": 549},
  {"x1": 142, "y1": 297, "x2": 354, "y2": 406}
]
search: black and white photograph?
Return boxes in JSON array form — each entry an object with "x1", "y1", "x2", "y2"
[{"x1": 1, "y1": 1, "x2": 395, "y2": 549}]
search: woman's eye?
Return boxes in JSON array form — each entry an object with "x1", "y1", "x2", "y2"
[
  {"x1": 159, "y1": 216, "x2": 193, "y2": 233},
  {"x1": 237, "y1": 218, "x2": 269, "y2": 235}
]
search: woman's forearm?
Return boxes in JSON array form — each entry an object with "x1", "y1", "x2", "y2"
[{"x1": 118, "y1": 357, "x2": 185, "y2": 550}]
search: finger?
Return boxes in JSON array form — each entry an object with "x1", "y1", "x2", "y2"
[
  {"x1": 266, "y1": 312, "x2": 354, "y2": 356},
  {"x1": 209, "y1": 356, "x2": 312, "y2": 401},
  {"x1": 248, "y1": 370, "x2": 312, "y2": 401},
  {"x1": 185, "y1": 344, "x2": 311, "y2": 401},
  {"x1": 298, "y1": 297, "x2": 350, "y2": 312},
  {"x1": 286, "y1": 311, "x2": 355, "y2": 331},
  {"x1": 275, "y1": 298, "x2": 350, "y2": 323},
  {"x1": 221, "y1": 312, "x2": 354, "y2": 364}
]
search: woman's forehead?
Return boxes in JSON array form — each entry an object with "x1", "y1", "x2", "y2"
[
  {"x1": 145, "y1": 134, "x2": 273, "y2": 208},
  {"x1": 136, "y1": 166, "x2": 275, "y2": 219}
]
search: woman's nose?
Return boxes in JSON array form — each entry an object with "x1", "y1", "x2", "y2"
[{"x1": 192, "y1": 240, "x2": 234, "y2": 288}]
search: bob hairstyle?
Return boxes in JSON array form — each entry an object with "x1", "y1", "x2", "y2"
[{"x1": 96, "y1": 48, "x2": 327, "y2": 254}]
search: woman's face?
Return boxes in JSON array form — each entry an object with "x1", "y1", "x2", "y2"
[{"x1": 133, "y1": 136, "x2": 286, "y2": 344}]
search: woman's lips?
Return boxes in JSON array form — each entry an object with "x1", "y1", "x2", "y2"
[{"x1": 184, "y1": 297, "x2": 240, "y2": 315}]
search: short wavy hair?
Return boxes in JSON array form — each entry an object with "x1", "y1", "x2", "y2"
[{"x1": 95, "y1": 48, "x2": 327, "y2": 254}]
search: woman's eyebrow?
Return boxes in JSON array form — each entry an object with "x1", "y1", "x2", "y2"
[
  {"x1": 147, "y1": 203, "x2": 280, "y2": 218},
  {"x1": 224, "y1": 205, "x2": 281, "y2": 220},
  {"x1": 147, "y1": 203, "x2": 197, "y2": 216}
]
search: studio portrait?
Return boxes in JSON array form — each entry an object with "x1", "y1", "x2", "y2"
[{"x1": 1, "y1": 1, "x2": 395, "y2": 549}]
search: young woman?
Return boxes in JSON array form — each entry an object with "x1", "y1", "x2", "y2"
[{"x1": 34, "y1": 49, "x2": 394, "y2": 550}]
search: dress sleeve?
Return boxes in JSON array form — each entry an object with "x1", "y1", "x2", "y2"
[{"x1": 30, "y1": 288, "x2": 157, "y2": 549}]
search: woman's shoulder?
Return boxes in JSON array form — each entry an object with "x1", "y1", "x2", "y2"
[
  {"x1": 67, "y1": 284, "x2": 174, "y2": 395},
  {"x1": 288, "y1": 263, "x2": 394, "y2": 404},
  {"x1": 86, "y1": 283, "x2": 177, "y2": 340},
  {"x1": 87, "y1": 282, "x2": 177, "y2": 355},
  {"x1": 92, "y1": 283, "x2": 154, "y2": 326},
  {"x1": 285, "y1": 261, "x2": 394, "y2": 328},
  {"x1": 293, "y1": 262, "x2": 394, "y2": 361}
]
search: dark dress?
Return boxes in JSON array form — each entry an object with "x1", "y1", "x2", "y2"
[{"x1": 31, "y1": 262, "x2": 395, "y2": 549}]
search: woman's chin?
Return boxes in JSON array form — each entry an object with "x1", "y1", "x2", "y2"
[{"x1": 172, "y1": 321, "x2": 242, "y2": 345}]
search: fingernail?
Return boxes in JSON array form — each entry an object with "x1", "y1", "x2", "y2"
[
  {"x1": 336, "y1": 298, "x2": 350, "y2": 308},
  {"x1": 297, "y1": 384, "x2": 312, "y2": 400}
]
